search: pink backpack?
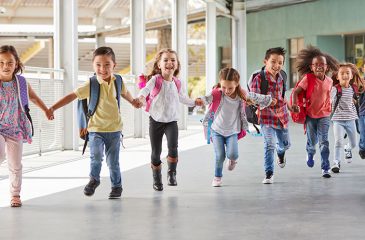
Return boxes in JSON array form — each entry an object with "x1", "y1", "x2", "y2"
[
  {"x1": 138, "y1": 74, "x2": 181, "y2": 112},
  {"x1": 203, "y1": 88, "x2": 246, "y2": 144}
]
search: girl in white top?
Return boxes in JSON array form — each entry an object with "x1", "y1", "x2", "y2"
[
  {"x1": 330, "y1": 63, "x2": 365, "y2": 173},
  {"x1": 138, "y1": 48, "x2": 199, "y2": 191}
]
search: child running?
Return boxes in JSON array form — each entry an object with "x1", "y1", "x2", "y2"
[
  {"x1": 291, "y1": 45, "x2": 338, "y2": 178},
  {"x1": 330, "y1": 63, "x2": 365, "y2": 173},
  {"x1": 0, "y1": 45, "x2": 53, "y2": 207},
  {"x1": 199, "y1": 67, "x2": 274, "y2": 187},
  {"x1": 138, "y1": 48, "x2": 199, "y2": 191},
  {"x1": 49, "y1": 46, "x2": 141, "y2": 199}
]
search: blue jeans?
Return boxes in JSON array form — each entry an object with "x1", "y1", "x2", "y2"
[
  {"x1": 211, "y1": 130, "x2": 238, "y2": 177},
  {"x1": 260, "y1": 125, "x2": 291, "y2": 173},
  {"x1": 89, "y1": 132, "x2": 122, "y2": 187},
  {"x1": 306, "y1": 116, "x2": 330, "y2": 171},
  {"x1": 358, "y1": 116, "x2": 365, "y2": 151},
  {"x1": 333, "y1": 120, "x2": 357, "y2": 164}
]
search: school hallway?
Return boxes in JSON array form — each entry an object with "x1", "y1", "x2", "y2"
[{"x1": 0, "y1": 116, "x2": 365, "y2": 240}]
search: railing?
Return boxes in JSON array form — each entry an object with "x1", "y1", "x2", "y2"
[{"x1": 22, "y1": 67, "x2": 139, "y2": 156}]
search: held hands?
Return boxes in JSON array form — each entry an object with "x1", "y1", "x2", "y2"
[
  {"x1": 195, "y1": 98, "x2": 204, "y2": 106},
  {"x1": 131, "y1": 98, "x2": 143, "y2": 109},
  {"x1": 270, "y1": 98, "x2": 277, "y2": 107},
  {"x1": 45, "y1": 107, "x2": 54, "y2": 120},
  {"x1": 289, "y1": 104, "x2": 300, "y2": 113}
]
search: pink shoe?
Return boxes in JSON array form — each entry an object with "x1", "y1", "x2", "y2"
[
  {"x1": 212, "y1": 177, "x2": 222, "y2": 187},
  {"x1": 226, "y1": 160, "x2": 237, "y2": 171}
]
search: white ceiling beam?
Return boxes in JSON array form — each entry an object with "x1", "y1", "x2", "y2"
[{"x1": 99, "y1": 0, "x2": 118, "y2": 16}]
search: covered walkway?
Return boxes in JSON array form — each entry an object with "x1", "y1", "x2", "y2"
[{"x1": 0, "y1": 120, "x2": 364, "y2": 239}]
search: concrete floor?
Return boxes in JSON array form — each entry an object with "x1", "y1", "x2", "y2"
[{"x1": 0, "y1": 120, "x2": 365, "y2": 240}]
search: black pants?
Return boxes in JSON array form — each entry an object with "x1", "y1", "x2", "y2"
[{"x1": 149, "y1": 117, "x2": 178, "y2": 166}]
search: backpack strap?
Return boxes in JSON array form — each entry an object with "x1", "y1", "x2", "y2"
[
  {"x1": 259, "y1": 67, "x2": 269, "y2": 95},
  {"x1": 172, "y1": 76, "x2": 181, "y2": 93},
  {"x1": 150, "y1": 74, "x2": 164, "y2": 99},
  {"x1": 114, "y1": 74, "x2": 123, "y2": 111},
  {"x1": 87, "y1": 75, "x2": 100, "y2": 117},
  {"x1": 279, "y1": 70, "x2": 287, "y2": 99},
  {"x1": 331, "y1": 84, "x2": 342, "y2": 118},
  {"x1": 16, "y1": 75, "x2": 34, "y2": 136}
]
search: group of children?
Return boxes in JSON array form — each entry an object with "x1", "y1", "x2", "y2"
[{"x1": 1, "y1": 43, "x2": 365, "y2": 207}]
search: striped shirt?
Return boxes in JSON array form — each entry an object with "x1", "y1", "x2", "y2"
[
  {"x1": 249, "y1": 69, "x2": 289, "y2": 129},
  {"x1": 331, "y1": 86, "x2": 358, "y2": 121}
]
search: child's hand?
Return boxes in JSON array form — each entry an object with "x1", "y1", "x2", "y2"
[
  {"x1": 132, "y1": 98, "x2": 143, "y2": 108},
  {"x1": 46, "y1": 107, "x2": 54, "y2": 120},
  {"x1": 270, "y1": 98, "x2": 277, "y2": 106},
  {"x1": 290, "y1": 104, "x2": 300, "y2": 113},
  {"x1": 195, "y1": 98, "x2": 204, "y2": 106}
]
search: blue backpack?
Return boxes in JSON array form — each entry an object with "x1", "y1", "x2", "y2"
[
  {"x1": 77, "y1": 74, "x2": 123, "y2": 154},
  {"x1": 16, "y1": 75, "x2": 34, "y2": 136}
]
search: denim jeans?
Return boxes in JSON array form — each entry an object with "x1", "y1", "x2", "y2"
[
  {"x1": 358, "y1": 116, "x2": 365, "y2": 151},
  {"x1": 211, "y1": 130, "x2": 239, "y2": 177},
  {"x1": 89, "y1": 131, "x2": 122, "y2": 187},
  {"x1": 332, "y1": 120, "x2": 357, "y2": 164},
  {"x1": 306, "y1": 116, "x2": 330, "y2": 171},
  {"x1": 260, "y1": 125, "x2": 291, "y2": 173}
]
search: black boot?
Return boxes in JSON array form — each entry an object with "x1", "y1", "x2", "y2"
[
  {"x1": 151, "y1": 164, "x2": 163, "y2": 191},
  {"x1": 167, "y1": 161, "x2": 177, "y2": 186}
]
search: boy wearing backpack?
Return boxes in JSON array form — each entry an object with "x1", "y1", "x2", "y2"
[
  {"x1": 249, "y1": 47, "x2": 291, "y2": 184},
  {"x1": 49, "y1": 47, "x2": 142, "y2": 199}
]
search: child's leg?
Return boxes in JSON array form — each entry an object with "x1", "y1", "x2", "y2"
[
  {"x1": 261, "y1": 125, "x2": 276, "y2": 174},
  {"x1": 105, "y1": 132, "x2": 122, "y2": 188},
  {"x1": 0, "y1": 135, "x2": 6, "y2": 165},
  {"x1": 275, "y1": 127, "x2": 291, "y2": 155},
  {"x1": 212, "y1": 130, "x2": 226, "y2": 178},
  {"x1": 317, "y1": 117, "x2": 330, "y2": 171},
  {"x1": 225, "y1": 133, "x2": 238, "y2": 171},
  {"x1": 333, "y1": 121, "x2": 345, "y2": 165},
  {"x1": 88, "y1": 132, "x2": 105, "y2": 182},
  {"x1": 5, "y1": 137, "x2": 23, "y2": 197},
  {"x1": 165, "y1": 121, "x2": 178, "y2": 186},
  {"x1": 305, "y1": 117, "x2": 319, "y2": 158},
  {"x1": 358, "y1": 116, "x2": 365, "y2": 152},
  {"x1": 149, "y1": 117, "x2": 165, "y2": 166},
  {"x1": 344, "y1": 120, "x2": 357, "y2": 151}
]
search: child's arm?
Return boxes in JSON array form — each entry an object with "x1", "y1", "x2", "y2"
[
  {"x1": 28, "y1": 84, "x2": 54, "y2": 120},
  {"x1": 291, "y1": 86, "x2": 303, "y2": 113},
  {"x1": 247, "y1": 91, "x2": 273, "y2": 108},
  {"x1": 49, "y1": 92, "x2": 78, "y2": 115},
  {"x1": 121, "y1": 89, "x2": 143, "y2": 108}
]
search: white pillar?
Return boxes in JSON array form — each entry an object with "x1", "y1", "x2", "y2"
[
  {"x1": 232, "y1": 1, "x2": 247, "y2": 87},
  {"x1": 131, "y1": 0, "x2": 145, "y2": 138},
  {"x1": 206, "y1": 2, "x2": 217, "y2": 94},
  {"x1": 172, "y1": 0, "x2": 188, "y2": 130},
  {"x1": 54, "y1": 0, "x2": 79, "y2": 150},
  {"x1": 94, "y1": 16, "x2": 106, "y2": 48}
]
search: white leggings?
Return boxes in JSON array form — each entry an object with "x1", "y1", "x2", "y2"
[{"x1": 0, "y1": 135, "x2": 23, "y2": 197}]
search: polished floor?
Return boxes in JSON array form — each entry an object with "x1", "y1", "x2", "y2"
[{"x1": 0, "y1": 121, "x2": 365, "y2": 240}]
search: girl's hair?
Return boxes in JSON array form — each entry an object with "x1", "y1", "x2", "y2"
[
  {"x1": 92, "y1": 46, "x2": 116, "y2": 63},
  {"x1": 0, "y1": 45, "x2": 24, "y2": 76},
  {"x1": 215, "y1": 67, "x2": 248, "y2": 101},
  {"x1": 147, "y1": 48, "x2": 180, "y2": 80},
  {"x1": 296, "y1": 45, "x2": 339, "y2": 77},
  {"x1": 332, "y1": 63, "x2": 365, "y2": 93}
]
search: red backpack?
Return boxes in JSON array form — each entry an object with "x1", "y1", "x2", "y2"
[{"x1": 290, "y1": 73, "x2": 316, "y2": 124}]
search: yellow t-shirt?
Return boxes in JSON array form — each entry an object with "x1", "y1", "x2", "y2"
[{"x1": 74, "y1": 74, "x2": 127, "y2": 132}]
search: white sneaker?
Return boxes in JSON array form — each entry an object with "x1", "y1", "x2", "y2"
[
  {"x1": 212, "y1": 177, "x2": 222, "y2": 187},
  {"x1": 226, "y1": 160, "x2": 237, "y2": 171},
  {"x1": 262, "y1": 171, "x2": 274, "y2": 184},
  {"x1": 331, "y1": 164, "x2": 340, "y2": 173},
  {"x1": 345, "y1": 149, "x2": 352, "y2": 163}
]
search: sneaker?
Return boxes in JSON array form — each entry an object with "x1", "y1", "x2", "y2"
[
  {"x1": 345, "y1": 149, "x2": 352, "y2": 163},
  {"x1": 276, "y1": 152, "x2": 286, "y2": 168},
  {"x1": 226, "y1": 160, "x2": 237, "y2": 171},
  {"x1": 108, "y1": 186, "x2": 123, "y2": 199},
  {"x1": 262, "y1": 171, "x2": 274, "y2": 184},
  {"x1": 212, "y1": 177, "x2": 222, "y2": 187},
  {"x1": 359, "y1": 149, "x2": 365, "y2": 159},
  {"x1": 307, "y1": 154, "x2": 314, "y2": 168},
  {"x1": 83, "y1": 178, "x2": 100, "y2": 196},
  {"x1": 331, "y1": 163, "x2": 340, "y2": 173},
  {"x1": 322, "y1": 169, "x2": 331, "y2": 178}
]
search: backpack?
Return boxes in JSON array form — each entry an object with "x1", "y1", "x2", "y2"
[
  {"x1": 77, "y1": 74, "x2": 123, "y2": 155},
  {"x1": 246, "y1": 67, "x2": 287, "y2": 133},
  {"x1": 289, "y1": 73, "x2": 316, "y2": 124},
  {"x1": 137, "y1": 74, "x2": 181, "y2": 112},
  {"x1": 15, "y1": 75, "x2": 34, "y2": 136},
  {"x1": 203, "y1": 88, "x2": 246, "y2": 144}
]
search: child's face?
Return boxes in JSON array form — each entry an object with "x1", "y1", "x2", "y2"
[
  {"x1": 220, "y1": 79, "x2": 238, "y2": 98},
  {"x1": 92, "y1": 55, "x2": 115, "y2": 81},
  {"x1": 158, "y1": 52, "x2": 177, "y2": 77},
  {"x1": 337, "y1": 66, "x2": 352, "y2": 86},
  {"x1": 264, "y1": 54, "x2": 284, "y2": 77},
  {"x1": 0, "y1": 52, "x2": 17, "y2": 81},
  {"x1": 310, "y1": 56, "x2": 327, "y2": 79}
]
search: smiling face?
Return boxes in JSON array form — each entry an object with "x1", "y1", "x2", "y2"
[
  {"x1": 92, "y1": 54, "x2": 116, "y2": 81},
  {"x1": 264, "y1": 53, "x2": 284, "y2": 77},
  {"x1": 310, "y1": 56, "x2": 328, "y2": 80},
  {"x1": 158, "y1": 52, "x2": 178, "y2": 79},
  {"x1": 0, "y1": 52, "x2": 17, "y2": 81},
  {"x1": 337, "y1": 66, "x2": 353, "y2": 87},
  {"x1": 220, "y1": 79, "x2": 238, "y2": 98}
]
